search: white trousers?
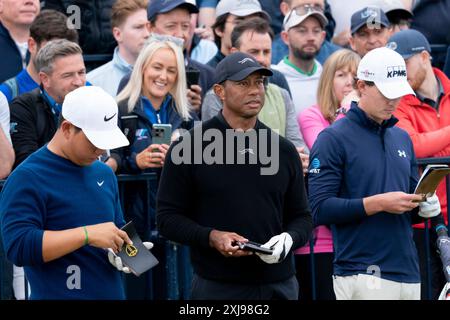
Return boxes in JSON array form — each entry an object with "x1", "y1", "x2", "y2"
[
  {"x1": 333, "y1": 274, "x2": 420, "y2": 300},
  {"x1": 13, "y1": 265, "x2": 30, "y2": 300}
]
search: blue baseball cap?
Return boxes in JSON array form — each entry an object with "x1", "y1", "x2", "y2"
[
  {"x1": 351, "y1": 6, "x2": 390, "y2": 34},
  {"x1": 147, "y1": 0, "x2": 199, "y2": 21},
  {"x1": 386, "y1": 29, "x2": 431, "y2": 60},
  {"x1": 214, "y1": 52, "x2": 273, "y2": 84}
]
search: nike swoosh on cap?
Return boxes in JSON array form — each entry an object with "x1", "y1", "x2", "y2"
[{"x1": 104, "y1": 113, "x2": 117, "y2": 122}]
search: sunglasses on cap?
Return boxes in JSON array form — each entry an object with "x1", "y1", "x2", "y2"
[
  {"x1": 147, "y1": 33, "x2": 185, "y2": 48},
  {"x1": 286, "y1": 3, "x2": 324, "y2": 22}
]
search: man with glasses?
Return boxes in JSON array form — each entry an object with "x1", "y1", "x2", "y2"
[
  {"x1": 349, "y1": 6, "x2": 391, "y2": 58},
  {"x1": 273, "y1": 4, "x2": 327, "y2": 115},
  {"x1": 271, "y1": 0, "x2": 340, "y2": 65}
]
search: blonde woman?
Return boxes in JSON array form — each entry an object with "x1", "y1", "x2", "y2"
[
  {"x1": 296, "y1": 49, "x2": 360, "y2": 300},
  {"x1": 112, "y1": 35, "x2": 197, "y2": 240}
]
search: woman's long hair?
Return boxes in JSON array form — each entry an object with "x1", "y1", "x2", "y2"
[
  {"x1": 317, "y1": 49, "x2": 360, "y2": 123},
  {"x1": 117, "y1": 37, "x2": 191, "y2": 120}
]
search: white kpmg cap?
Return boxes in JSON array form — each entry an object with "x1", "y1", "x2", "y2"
[{"x1": 357, "y1": 47, "x2": 414, "y2": 99}]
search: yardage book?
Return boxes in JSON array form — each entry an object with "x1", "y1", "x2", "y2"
[
  {"x1": 116, "y1": 221, "x2": 159, "y2": 276},
  {"x1": 414, "y1": 164, "x2": 450, "y2": 201}
]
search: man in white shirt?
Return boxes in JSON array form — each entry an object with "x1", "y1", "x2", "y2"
[
  {"x1": 273, "y1": 6, "x2": 326, "y2": 115},
  {"x1": 0, "y1": 92, "x2": 13, "y2": 179}
]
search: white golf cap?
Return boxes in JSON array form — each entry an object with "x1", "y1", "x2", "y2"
[
  {"x1": 215, "y1": 0, "x2": 269, "y2": 20},
  {"x1": 357, "y1": 47, "x2": 414, "y2": 99},
  {"x1": 283, "y1": 7, "x2": 328, "y2": 31},
  {"x1": 62, "y1": 86, "x2": 129, "y2": 150}
]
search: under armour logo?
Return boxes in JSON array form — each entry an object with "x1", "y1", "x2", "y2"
[
  {"x1": 239, "y1": 148, "x2": 254, "y2": 155},
  {"x1": 238, "y1": 58, "x2": 254, "y2": 64},
  {"x1": 97, "y1": 180, "x2": 104, "y2": 187},
  {"x1": 398, "y1": 150, "x2": 406, "y2": 157}
]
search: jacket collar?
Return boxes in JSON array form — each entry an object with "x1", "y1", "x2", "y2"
[
  {"x1": 347, "y1": 101, "x2": 398, "y2": 132},
  {"x1": 401, "y1": 68, "x2": 450, "y2": 107},
  {"x1": 112, "y1": 47, "x2": 133, "y2": 74}
]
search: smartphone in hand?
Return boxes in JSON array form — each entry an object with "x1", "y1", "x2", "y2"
[
  {"x1": 186, "y1": 68, "x2": 200, "y2": 88},
  {"x1": 232, "y1": 240, "x2": 273, "y2": 255},
  {"x1": 151, "y1": 124, "x2": 172, "y2": 146}
]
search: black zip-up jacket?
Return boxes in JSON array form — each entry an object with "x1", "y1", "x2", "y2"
[
  {"x1": 10, "y1": 88, "x2": 57, "y2": 168},
  {"x1": 111, "y1": 97, "x2": 197, "y2": 240},
  {"x1": 43, "y1": 0, "x2": 115, "y2": 54}
]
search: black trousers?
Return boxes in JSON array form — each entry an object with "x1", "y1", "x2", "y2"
[
  {"x1": 295, "y1": 252, "x2": 336, "y2": 300},
  {"x1": 190, "y1": 274, "x2": 299, "y2": 300},
  {"x1": 413, "y1": 228, "x2": 446, "y2": 300}
]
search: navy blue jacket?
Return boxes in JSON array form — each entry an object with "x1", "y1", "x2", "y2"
[
  {"x1": 111, "y1": 97, "x2": 197, "y2": 240},
  {"x1": 308, "y1": 103, "x2": 422, "y2": 283},
  {"x1": 0, "y1": 22, "x2": 27, "y2": 83}
]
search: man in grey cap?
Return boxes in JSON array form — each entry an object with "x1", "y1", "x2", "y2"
[
  {"x1": 273, "y1": 5, "x2": 328, "y2": 115},
  {"x1": 376, "y1": 0, "x2": 413, "y2": 33},
  {"x1": 208, "y1": 0, "x2": 270, "y2": 68},
  {"x1": 390, "y1": 29, "x2": 450, "y2": 300},
  {"x1": 157, "y1": 52, "x2": 312, "y2": 300},
  {"x1": 349, "y1": 6, "x2": 391, "y2": 57}
]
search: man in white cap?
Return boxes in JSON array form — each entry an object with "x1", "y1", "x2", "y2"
[
  {"x1": 273, "y1": 5, "x2": 327, "y2": 115},
  {"x1": 0, "y1": 86, "x2": 154, "y2": 300},
  {"x1": 208, "y1": 0, "x2": 270, "y2": 68},
  {"x1": 308, "y1": 47, "x2": 441, "y2": 300}
]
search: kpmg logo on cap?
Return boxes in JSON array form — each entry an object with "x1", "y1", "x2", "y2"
[
  {"x1": 238, "y1": 57, "x2": 255, "y2": 64},
  {"x1": 387, "y1": 66, "x2": 406, "y2": 78}
]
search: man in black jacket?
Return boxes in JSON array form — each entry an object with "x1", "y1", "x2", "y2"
[
  {"x1": 10, "y1": 39, "x2": 86, "y2": 168},
  {"x1": 0, "y1": 0, "x2": 40, "y2": 82},
  {"x1": 43, "y1": 0, "x2": 116, "y2": 54},
  {"x1": 157, "y1": 52, "x2": 312, "y2": 300}
]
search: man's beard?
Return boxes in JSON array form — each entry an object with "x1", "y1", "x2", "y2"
[
  {"x1": 292, "y1": 45, "x2": 318, "y2": 61},
  {"x1": 408, "y1": 67, "x2": 426, "y2": 91}
]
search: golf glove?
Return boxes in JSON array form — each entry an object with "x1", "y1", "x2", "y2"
[
  {"x1": 419, "y1": 193, "x2": 441, "y2": 218},
  {"x1": 256, "y1": 232, "x2": 293, "y2": 264},
  {"x1": 108, "y1": 241, "x2": 154, "y2": 273}
]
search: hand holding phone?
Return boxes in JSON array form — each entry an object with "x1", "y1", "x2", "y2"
[
  {"x1": 186, "y1": 67, "x2": 200, "y2": 88},
  {"x1": 232, "y1": 240, "x2": 274, "y2": 255},
  {"x1": 151, "y1": 124, "x2": 172, "y2": 146}
]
